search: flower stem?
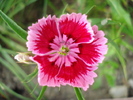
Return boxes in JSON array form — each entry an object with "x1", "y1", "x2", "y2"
[
  {"x1": 37, "y1": 86, "x2": 47, "y2": 100},
  {"x1": 74, "y1": 87, "x2": 85, "y2": 100}
]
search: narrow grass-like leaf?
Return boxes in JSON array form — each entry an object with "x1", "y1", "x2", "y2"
[
  {"x1": 0, "y1": 26, "x2": 26, "y2": 44},
  {"x1": 9, "y1": 2, "x2": 25, "y2": 18},
  {"x1": 74, "y1": 87, "x2": 85, "y2": 100},
  {"x1": 47, "y1": 1, "x2": 58, "y2": 13},
  {"x1": 26, "y1": 0, "x2": 37, "y2": 5},
  {"x1": 107, "y1": 36, "x2": 127, "y2": 80},
  {"x1": 61, "y1": 4, "x2": 68, "y2": 14},
  {"x1": 77, "y1": 0, "x2": 85, "y2": 13},
  {"x1": 121, "y1": 41, "x2": 133, "y2": 52},
  {"x1": 92, "y1": 77, "x2": 102, "y2": 89},
  {"x1": 85, "y1": 5, "x2": 96, "y2": 14},
  {"x1": 23, "y1": 68, "x2": 38, "y2": 83},
  {"x1": 0, "y1": 57, "x2": 37, "y2": 98},
  {"x1": 0, "y1": 48, "x2": 37, "y2": 98},
  {"x1": 0, "y1": 82, "x2": 31, "y2": 100},
  {"x1": 2, "y1": 0, "x2": 14, "y2": 13},
  {"x1": 1, "y1": 49, "x2": 27, "y2": 77},
  {"x1": 0, "y1": 58, "x2": 32, "y2": 92},
  {"x1": 0, "y1": 0, "x2": 6, "y2": 10},
  {"x1": 30, "y1": 84, "x2": 38, "y2": 95},
  {"x1": 0, "y1": 87, "x2": 9, "y2": 100},
  {"x1": 0, "y1": 58, "x2": 22, "y2": 79},
  {"x1": 0, "y1": 34, "x2": 26, "y2": 51},
  {"x1": 0, "y1": 10, "x2": 27, "y2": 40},
  {"x1": 37, "y1": 86, "x2": 47, "y2": 100},
  {"x1": 105, "y1": 74, "x2": 115, "y2": 87},
  {"x1": 43, "y1": 0, "x2": 48, "y2": 16},
  {"x1": 108, "y1": 0, "x2": 132, "y2": 26},
  {"x1": 107, "y1": 0, "x2": 133, "y2": 38},
  {"x1": 0, "y1": 0, "x2": 4, "y2": 7},
  {"x1": 1, "y1": 48, "x2": 16, "y2": 55}
]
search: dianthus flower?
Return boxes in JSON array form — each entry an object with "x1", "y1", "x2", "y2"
[{"x1": 26, "y1": 13, "x2": 108, "y2": 91}]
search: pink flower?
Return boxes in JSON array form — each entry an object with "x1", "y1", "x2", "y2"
[{"x1": 26, "y1": 13, "x2": 108, "y2": 91}]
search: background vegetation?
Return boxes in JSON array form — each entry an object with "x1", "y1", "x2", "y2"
[{"x1": 0, "y1": 0, "x2": 133, "y2": 99}]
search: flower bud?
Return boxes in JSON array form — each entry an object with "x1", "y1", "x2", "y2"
[{"x1": 14, "y1": 52, "x2": 34, "y2": 64}]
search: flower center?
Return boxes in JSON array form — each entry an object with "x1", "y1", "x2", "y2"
[
  {"x1": 58, "y1": 45, "x2": 69, "y2": 55},
  {"x1": 48, "y1": 35, "x2": 80, "y2": 67}
]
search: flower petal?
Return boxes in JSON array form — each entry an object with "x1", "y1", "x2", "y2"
[
  {"x1": 55, "y1": 59, "x2": 97, "y2": 91},
  {"x1": 33, "y1": 55, "x2": 97, "y2": 91},
  {"x1": 78, "y1": 25, "x2": 108, "y2": 65},
  {"x1": 33, "y1": 55, "x2": 61, "y2": 86},
  {"x1": 26, "y1": 16, "x2": 59, "y2": 55},
  {"x1": 59, "y1": 13, "x2": 94, "y2": 43}
]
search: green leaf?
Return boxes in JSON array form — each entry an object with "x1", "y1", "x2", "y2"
[
  {"x1": 43, "y1": 0, "x2": 48, "y2": 16},
  {"x1": 23, "y1": 68, "x2": 38, "y2": 83},
  {"x1": 0, "y1": 82, "x2": 31, "y2": 100},
  {"x1": 105, "y1": 74, "x2": 116, "y2": 87},
  {"x1": 121, "y1": 41, "x2": 133, "y2": 52},
  {"x1": 0, "y1": 34, "x2": 26, "y2": 51},
  {"x1": 107, "y1": 36, "x2": 127, "y2": 80},
  {"x1": 107, "y1": 0, "x2": 133, "y2": 38},
  {"x1": 61, "y1": 4, "x2": 68, "y2": 14},
  {"x1": 25, "y1": 0, "x2": 37, "y2": 6},
  {"x1": 0, "y1": 48, "x2": 37, "y2": 98},
  {"x1": 0, "y1": 10, "x2": 27, "y2": 40},
  {"x1": 37, "y1": 86, "x2": 47, "y2": 100},
  {"x1": 92, "y1": 77, "x2": 102, "y2": 89},
  {"x1": 107, "y1": 0, "x2": 132, "y2": 26},
  {"x1": 74, "y1": 87, "x2": 85, "y2": 100},
  {"x1": 85, "y1": 5, "x2": 96, "y2": 14},
  {"x1": 0, "y1": 87, "x2": 9, "y2": 100}
]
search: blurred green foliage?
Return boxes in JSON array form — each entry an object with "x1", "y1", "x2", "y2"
[{"x1": 0, "y1": 0, "x2": 133, "y2": 99}]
